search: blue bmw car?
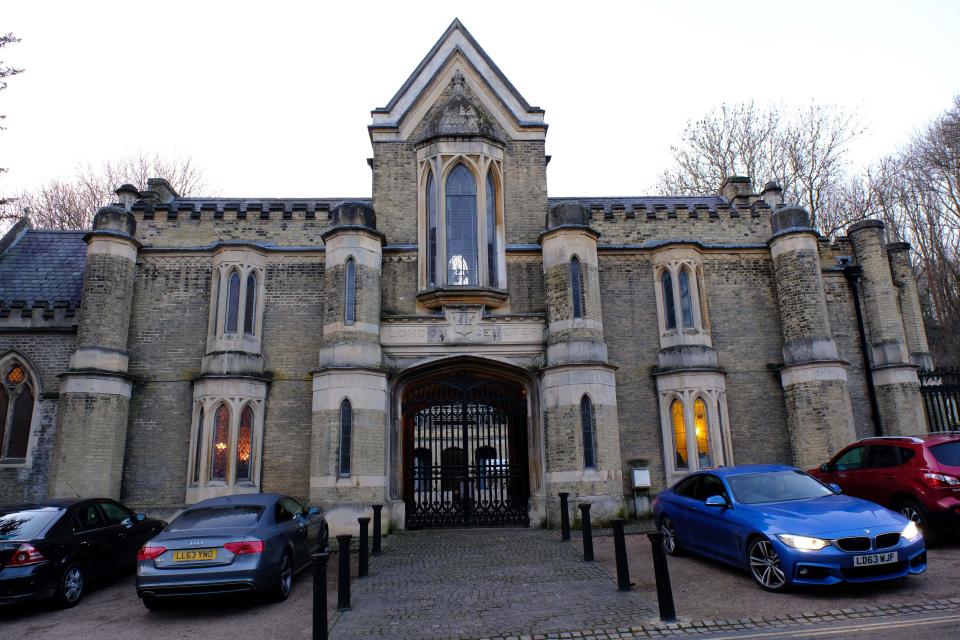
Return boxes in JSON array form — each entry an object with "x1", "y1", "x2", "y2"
[{"x1": 653, "y1": 464, "x2": 927, "y2": 591}]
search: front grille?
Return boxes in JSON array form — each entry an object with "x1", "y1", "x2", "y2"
[
  {"x1": 875, "y1": 532, "x2": 900, "y2": 549},
  {"x1": 835, "y1": 536, "x2": 871, "y2": 552},
  {"x1": 842, "y1": 561, "x2": 907, "y2": 580}
]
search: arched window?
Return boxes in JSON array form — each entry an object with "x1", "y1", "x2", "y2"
[
  {"x1": 236, "y1": 405, "x2": 254, "y2": 482},
  {"x1": 671, "y1": 399, "x2": 687, "y2": 469},
  {"x1": 0, "y1": 361, "x2": 34, "y2": 460},
  {"x1": 413, "y1": 447, "x2": 432, "y2": 493},
  {"x1": 679, "y1": 269, "x2": 694, "y2": 328},
  {"x1": 344, "y1": 258, "x2": 356, "y2": 325},
  {"x1": 445, "y1": 165, "x2": 478, "y2": 285},
  {"x1": 693, "y1": 398, "x2": 711, "y2": 468},
  {"x1": 661, "y1": 270, "x2": 676, "y2": 330},
  {"x1": 192, "y1": 407, "x2": 204, "y2": 483},
  {"x1": 570, "y1": 257, "x2": 584, "y2": 319},
  {"x1": 243, "y1": 273, "x2": 257, "y2": 335},
  {"x1": 338, "y1": 399, "x2": 352, "y2": 477},
  {"x1": 580, "y1": 395, "x2": 596, "y2": 470},
  {"x1": 426, "y1": 172, "x2": 437, "y2": 287},
  {"x1": 486, "y1": 172, "x2": 498, "y2": 288},
  {"x1": 210, "y1": 404, "x2": 230, "y2": 481},
  {"x1": 225, "y1": 271, "x2": 241, "y2": 333}
]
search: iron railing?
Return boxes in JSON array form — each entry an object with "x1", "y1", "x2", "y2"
[{"x1": 919, "y1": 368, "x2": 960, "y2": 432}]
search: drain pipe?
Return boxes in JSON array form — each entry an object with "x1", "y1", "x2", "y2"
[{"x1": 844, "y1": 265, "x2": 883, "y2": 437}]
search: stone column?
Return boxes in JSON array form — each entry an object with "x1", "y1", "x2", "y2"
[
  {"x1": 310, "y1": 203, "x2": 389, "y2": 536},
  {"x1": 49, "y1": 206, "x2": 139, "y2": 499},
  {"x1": 847, "y1": 220, "x2": 926, "y2": 435},
  {"x1": 768, "y1": 207, "x2": 856, "y2": 468},
  {"x1": 539, "y1": 202, "x2": 623, "y2": 523},
  {"x1": 886, "y1": 242, "x2": 933, "y2": 371}
]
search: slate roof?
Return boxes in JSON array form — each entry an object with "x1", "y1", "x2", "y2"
[{"x1": 0, "y1": 229, "x2": 87, "y2": 307}]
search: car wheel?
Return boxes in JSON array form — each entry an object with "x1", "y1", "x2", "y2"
[
  {"x1": 896, "y1": 499, "x2": 938, "y2": 544},
  {"x1": 660, "y1": 517, "x2": 682, "y2": 556},
  {"x1": 53, "y1": 562, "x2": 85, "y2": 608},
  {"x1": 267, "y1": 551, "x2": 294, "y2": 603},
  {"x1": 142, "y1": 595, "x2": 170, "y2": 611},
  {"x1": 748, "y1": 538, "x2": 788, "y2": 592}
]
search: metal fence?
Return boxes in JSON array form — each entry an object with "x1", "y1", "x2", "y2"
[{"x1": 919, "y1": 368, "x2": 960, "y2": 432}]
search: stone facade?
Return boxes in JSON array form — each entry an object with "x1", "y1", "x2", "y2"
[{"x1": 0, "y1": 20, "x2": 932, "y2": 533}]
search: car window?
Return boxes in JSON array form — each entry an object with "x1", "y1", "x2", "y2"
[
  {"x1": 728, "y1": 470, "x2": 835, "y2": 504},
  {"x1": 168, "y1": 506, "x2": 264, "y2": 531},
  {"x1": 833, "y1": 445, "x2": 866, "y2": 471},
  {"x1": 898, "y1": 447, "x2": 916, "y2": 464},
  {"x1": 930, "y1": 441, "x2": 960, "y2": 467},
  {"x1": 0, "y1": 508, "x2": 62, "y2": 540},
  {"x1": 98, "y1": 500, "x2": 135, "y2": 526},
  {"x1": 694, "y1": 475, "x2": 728, "y2": 502},
  {"x1": 276, "y1": 498, "x2": 303, "y2": 523},
  {"x1": 281, "y1": 498, "x2": 304, "y2": 519},
  {"x1": 866, "y1": 445, "x2": 899, "y2": 469},
  {"x1": 672, "y1": 476, "x2": 699, "y2": 498},
  {"x1": 74, "y1": 503, "x2": 106, "y2": 531}
]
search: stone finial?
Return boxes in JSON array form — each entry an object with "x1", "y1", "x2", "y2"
[
  {"x1": 93, "y1": 204, "x2": 137, "y2": 236},
  {"x1": 115, "y1": 183, "x2": 139, "y2": 211},
  {"x1": 546, "y1": 201, "x2": 590, "y2": 229},
  {"x1": 770, "y1": 205, "x2": 812, "y2": 234},
  {"x1": 330, "y1": 202, "x2": 376, "y2": 229},
  {"x1": 719, "y1": 176, "x2": 753, "y2": 202},
  {"x1": 761, "y1": 181, "x2": 784, "y2": 209}
]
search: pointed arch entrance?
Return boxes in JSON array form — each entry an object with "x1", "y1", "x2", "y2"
[{"x1": 401, "y1": 368, "x2": 530, "y2": 528}]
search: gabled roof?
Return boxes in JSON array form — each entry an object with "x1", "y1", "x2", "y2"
[{"x1": 0, "y1": 229, "x2": 87, "y2": 307}]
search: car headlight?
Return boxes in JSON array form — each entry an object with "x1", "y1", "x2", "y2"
[
  {"x1": 901, "y1": 520, "x2": 922, "y2": 541},
  {"x1": 777, "y1": 534, "x2": 829, "y2": 550}
]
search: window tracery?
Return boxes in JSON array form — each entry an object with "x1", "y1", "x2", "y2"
[{"x1": 0, "y1": 358, "x2": 35, "y2": 462}]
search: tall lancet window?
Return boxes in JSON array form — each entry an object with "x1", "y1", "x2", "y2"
[
  {"x1": 445, "y1": 165, "x2": 478, "y2": 285},
  {"x1": 679, "y1": 269, "x2": 694, "y2": 328},
  {"x1": 338, "y1": 399, "x2": 352, "y2": 477},
  {"x1": 225, "y1": 271, "x2": 241, "y2": 333},
  {"x1": 426, "y1": 172, "x2": 437, "y2": 287},
  {"x1": 210, "y1": 404, "x2": 230, "y2": 481},
  {"x1": 344, "y1": 258, "x2": 356, "y2": 325},
  {"x1": 580, "y1": 395, "x2": 596, "y2": 470},
  {"x1": 244, "y1": 273, "x2": 257, "y2": 335},
  {"x1": 570, "y1": 257, "x2": 584, "y2": 319},
  {"x1": 661, "y1": 271, "x2": 676, "y2": 330},
  {"x1": 235, "y1": 405, "x2": 254, "y2": 482},
  {"x1": 486, "y1": 172, "x2": 498, "y2": 288}
]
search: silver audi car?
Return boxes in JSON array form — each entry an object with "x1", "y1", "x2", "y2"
[{"x1": 135, "y1": 493, "x2": 327, "y2": 610}]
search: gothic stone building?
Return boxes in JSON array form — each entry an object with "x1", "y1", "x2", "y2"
[{"x1": 0, "y1": 21, "x2": 932, "y2": 534}]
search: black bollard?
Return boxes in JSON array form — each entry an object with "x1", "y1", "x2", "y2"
[
  {"x1": 646, "y1": 532, "x2": 677, "y2": 622},
  {"x1": 578, "y1": 502, "x2": 594, "y2": 562},
  {"x1": 336, "y1": 534, "x2": 352, "y2": 611},
  {"x1": 612, "y1": 518, "x2": 631, "y2": 591},
  {"x1": 372, "y1": 504, "x2": 383, "y2": 556},
  {"x1": 311, "y1": 551, "x2": 329, "y2": 640},
  {"x1": 559, "y1": 492, "x2": 571, "y2": 541},
  {"x1": 358, "y1": 517, "x2": 370, "y2": 578}
]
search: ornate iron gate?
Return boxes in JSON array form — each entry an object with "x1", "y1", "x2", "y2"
[
  {"x1": 403, "y1": 372, "x2": 530, "y2": 528},
  {"x1": 920, "y1": 368, "x2": 960, "y2": 432}
]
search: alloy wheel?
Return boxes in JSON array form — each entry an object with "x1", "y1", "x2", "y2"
[
  {"x1": 749, "y1": 539, "x2": 786, "y2": 590},
  {"x1": 900, "y1": 505, "x2": 922, "y2": 525},
  {"x1": 660, "y1": 518, "x2": 677, "y2": 555},
  {"x1": 63, "y1": 566, "x2": 84, "y2": 603},
  {"x1": 279, "y1": 554, "x2": 293, "y2": 597}
]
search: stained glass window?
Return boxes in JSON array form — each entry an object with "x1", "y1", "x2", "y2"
[
  {"x1": 243, "y1": 273, "x2": 257, "y2": 335},
  {"x1": 694, "y1": 398, "x2": 711, "y2": 468},
  {"x1": 6, "y1": 365, "x2": 24, "y2": 385},
  {"x1": 211, "y1": 405, "x2": 230, "y2": 481},
  {"x1": 427, "y1": 171, "x2": 437, "y2": 287},
  {"x1": 1, "y1": 362, "x2": 34, "y2": 460},
  {"x1": 445, "y1": 165, "x2": 478, "y2": 285},
  {"x1": 192, "y1": 407, "x2": 204, "y2": 483},
  {"x1": 581, "y1": 395, "x2": 596, "y2": 469},
  {"x1": 662, "y1": 271, "x2": 676, "y2": 330},
  {"x1": 672, "y1": 399, "x2": 687, "y2": 469},
  {"x1": 344, "y1": 259, "x2": 356, "y2": 325},
  {"x1": 571, "y1": 257, "x2": 584, "y2": 319},
  {"x1": 225, "y1": 272, "x2": 241, "y2": 333},
  {"x1": 679, "y1": 269, "x2": 694, "y2": 328},
  {"x1": 338, "y1": 399, "x2": 352, "y2": 477},
  {"x1": 486, "y1": 172, "x2": 498, "y2": 288},
  {"x1": 236, "y1": 405, "x2": 253, "y2": 482}
]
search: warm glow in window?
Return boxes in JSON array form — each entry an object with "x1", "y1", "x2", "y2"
[
  {"x1": 211, "y1": 405, "x2": 230, "y2": 481},
  {"x1": 236, "y1": 406, "x2": 253, "y2": 481},
  {"x1": 694, "y1": 398, "x2": 711, "y2": 467},
  {"x1": 6, "y1": 366, "x2": 24, "y2": 385},
  {"x1": 1, "y1": 360, "x2": 34, "y2": 460},
  {"x1": 672, "y1": 399, "x2": 687, "y2": 469}
]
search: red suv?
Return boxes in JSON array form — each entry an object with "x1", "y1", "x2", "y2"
[{"x1": 810, "y1": 434, "x2": 960, "y2": 540}]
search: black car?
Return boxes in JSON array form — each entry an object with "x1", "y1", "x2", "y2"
[
  {"x1": 0, "y1": 498, "x2": 166, "y2": 607},
  {"x1": 136, "y1": 493, "x2": 328, "y2": 609}
]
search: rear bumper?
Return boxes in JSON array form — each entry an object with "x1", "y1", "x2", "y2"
[
  {"x1": 137, "y1": 559, "x2": 271, "y2": 599},
  {"x1": 0, "y1": 567, "x2": 58, "y2": 604}
]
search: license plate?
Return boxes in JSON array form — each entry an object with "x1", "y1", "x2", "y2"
[
  {"x1": 853, "y1": 551, "x2": 897, "y2": 566},
  {"x1": 172, "y1": 549, "x2": 217, "y2": 562}
]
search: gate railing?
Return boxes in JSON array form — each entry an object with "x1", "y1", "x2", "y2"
[{"x1": 919, "y1": 368, "x2": 960, "y2": 432}]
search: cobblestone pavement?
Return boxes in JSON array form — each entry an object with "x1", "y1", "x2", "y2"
[{"x1": 328, "y1": 528, "x2": 655, "y2": 639}]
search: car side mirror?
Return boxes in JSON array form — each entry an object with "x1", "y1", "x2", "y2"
[
  {"x1": 829, "y1": 483, "x2": 842, "y2": 494},
  {"x1": 136, "y1": 513, "x2": 146, "y2": 522},
  {"x1": 819, "y1": 463, "x2": 830, "y2": 473},
  {"x1": 705, "y1": 495, "x2": 728, "y2": 508},
  {"x1": 307, "y1": 506, "x2": 321, "y2": 517}
]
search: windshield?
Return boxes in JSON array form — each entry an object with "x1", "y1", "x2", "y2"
[
  {"x1": 728, "y1": 470, "x2": 835, "y2": 504},
  {"x1": 930, "y1": 441, "x2": 960, "y2": 467},
  {"x1": 0, "y1": 509, "x2": 62, "y2": 540},
  {"x1": 168, "y1": 505, "x2": 264, "y2": 532}
]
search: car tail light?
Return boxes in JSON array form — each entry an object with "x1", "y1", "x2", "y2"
[
  {"x1": 8, "y1": 543, "x2": 46, "y2": 566},
  {"x1": 137, "y1": 544, "x2": 167, "y2": 561},
  {"x1": 922, "y1": 472, "x2": 960, "y2": 488},
  {"x1": 224, "y1": 540, "x2": 264, "y2": 555}
]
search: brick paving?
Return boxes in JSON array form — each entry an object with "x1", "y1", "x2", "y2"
[{"x1": 328, "y1": 528, "x2": 655, "y2": 639}]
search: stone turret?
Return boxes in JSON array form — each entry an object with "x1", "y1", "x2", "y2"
[
  {"x1": 847, "y1": 220, "x2": 926, "y2": 435},
  {"x1": 311, "y1": 202, "x2": 388, "y2": 535},
  {"x1": 538, "y1": 202, "x2": 623, "y2": 522},
  {"x1": 768, "y1": 206, "x2": 856, "y2": 468},
  {"x1": 49, "y1": 205, "x2": 140, "y2": 499},
  {"x1": 886, "y1": 242, "x2": 933, "y2": 371}
]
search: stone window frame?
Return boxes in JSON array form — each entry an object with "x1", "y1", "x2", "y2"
[
  {"x1": 207, "y1": 247, "x2": 267, "y2": 356},
  {"x1": 651, "y1": 246, "x2": 711, "y2": 348},
  {"x1": 0, "y1": 352, "x2": 41, "y2": 468},
  {"x1": 416, "y1": 142, "x2": 506, "y2": 294},
  {"x1": 658, "y1": 388, "x2": 732, "y2": 483},
  {"x1": 338, "y1": 397, "x2": 353, "y2": 478},
  {"x1": 580, "y1": 394, "x2": 597, "y2": 470},
  {"x1": 187, "y1": 396, "x2": 264, "y2": 493}
]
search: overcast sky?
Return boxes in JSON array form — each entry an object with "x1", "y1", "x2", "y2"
[{"x1": 2, "y1": 1, "x2": 958, "y2": 201}]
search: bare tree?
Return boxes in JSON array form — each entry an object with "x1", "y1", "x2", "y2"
[
  {"x1": 5, "y1": 154, "x2": 208, "y2": 230},
  {"x1": 0, "y1": 33, "x2": 23, "y2": 208}
]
